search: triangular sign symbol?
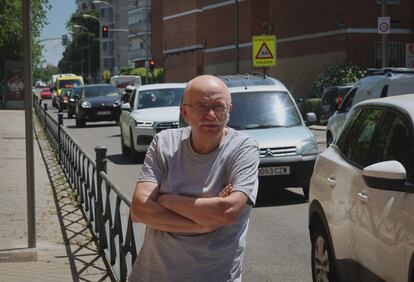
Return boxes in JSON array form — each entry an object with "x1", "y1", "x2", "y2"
[{"x1": 255, "y1": 43, "x2": 273, "y2": 59}]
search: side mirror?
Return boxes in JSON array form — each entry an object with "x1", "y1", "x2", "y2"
[
  {"x1": 305, "y1": 112, "x2": 317, "y2": 125},
  {"x1": 121, "y1": 102, "x2": 131, "y2": 112},
  {"x1": 362, "y1": 160, "x2": 414, "y2": 192}
]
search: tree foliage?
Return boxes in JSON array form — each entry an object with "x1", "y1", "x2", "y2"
[
  {"x1": 0, "y1": 0, "x2": 51, "y2": 64},
  {"x1": 310, "y1": 63, "x2": 366, "y2": 98},
  {"x1": 119, "y1": 67, "x2": 164, "y2": 85},
  {"x1": 58, "y1": 11, "x2": 100, "y2": 83}
]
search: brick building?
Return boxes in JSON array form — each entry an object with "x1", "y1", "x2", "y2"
[{"x1": 157, "y1": 0, "x2": 414, "y2": 97}]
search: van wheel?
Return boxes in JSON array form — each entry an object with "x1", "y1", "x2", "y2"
[
  {"x1": 311, "y1": 222, "x2": 339, "y2": 282},
  {"x1": 326, "y1": 131, "x2": 333, "y2": 147}
]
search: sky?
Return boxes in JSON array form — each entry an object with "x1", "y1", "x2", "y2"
[{"x1": 39, "y1": 0, "x2": 77, "y2": 66}]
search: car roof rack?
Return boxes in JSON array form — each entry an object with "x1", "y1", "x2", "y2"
[
  {"x1": 216, "y1": 73, "x2": 275, "y2": 88},
  {"x1": 367, "y1": 68, "x2": 414, "y2": 76}
]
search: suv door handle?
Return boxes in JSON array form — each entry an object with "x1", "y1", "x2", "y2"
[
  {"x1": 358, "y1": 192, "x2": 369, "y2": 202},
  {"x1": 326, "y1": 176, "x2": 336, "y2": 187}
]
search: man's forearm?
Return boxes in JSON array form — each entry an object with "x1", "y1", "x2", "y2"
[{"x1": 157, "y1": 192, "x2": 247, "y2": 227}]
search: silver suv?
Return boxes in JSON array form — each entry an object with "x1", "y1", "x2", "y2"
[{"x1": 217, "y1": 74, "x2": 318, "y2": 198}]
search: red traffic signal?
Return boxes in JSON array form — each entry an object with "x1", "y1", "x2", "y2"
[
  {"x1": 102, "y1": 25, "x2": 109, "y2": 38},
  {"x1": 149, "y1": 60, "x2": 155, "y2": 72}
]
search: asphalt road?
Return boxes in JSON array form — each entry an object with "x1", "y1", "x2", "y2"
[{"x1": 38, "y1": 96, "x2": 327, "y2": 282}]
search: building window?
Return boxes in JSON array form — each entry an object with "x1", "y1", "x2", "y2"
[
  {"x1": 376, "y1": 0, "x2": 400, "y2": 4},
  {"x1": 103, "y1": 42, "x2": 107, "y2": 51},
  {"x1": 374, "y1": 42, "x2": 404, "y2": 67}
]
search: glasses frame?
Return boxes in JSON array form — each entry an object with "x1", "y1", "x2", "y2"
[{"x1": 182, "y1": 102, "x2": 230, "y2": 115}]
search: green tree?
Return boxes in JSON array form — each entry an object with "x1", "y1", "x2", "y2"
[
  {"x1": 0, "y1": 0, "x2": 51, "y2": 74},
  {"x1": 119, "y1": 67, "x2": 164, "y2": 85},
  {"x1": 58, "y1": 11, "x2": 100, "y2": 82},
  {"x1": 310, "y1": 63, "x2": 366, "y2": 98}
]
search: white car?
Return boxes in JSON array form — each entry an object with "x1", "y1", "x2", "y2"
[
  {"x1": 119, "y1": 83, "x2": 186, "y2": 159},
  {"x1": 326, "y1": 70, "x2": 414, "y2": 146},
  {"x1": 309, "y1": 94, "x2": 414, "y2": 281}
]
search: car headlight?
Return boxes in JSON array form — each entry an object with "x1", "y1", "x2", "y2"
[
  {"x1": 113, "y1": 98, "x2": 122, "y2": 107},
  {"x1": 69, "y1": 98, "x2": 75, "y2": 102},
  {"x1": 135, "y1": 120, "x2": 154, "y2": 127},
  {"x1": 298, "y1": 137, "x2": 318, "y2": 155},
  {"x1": 81, "y1": 101, "x2": 92, "y2": 108}
]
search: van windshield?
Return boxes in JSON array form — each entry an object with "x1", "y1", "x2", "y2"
[{"x1": 228, "y1": 91, "x2": 302, "y2": 130}]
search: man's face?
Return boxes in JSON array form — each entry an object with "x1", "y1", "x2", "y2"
[{"x1": 181, "y1": 80, "x2": 232, "y2": 137}]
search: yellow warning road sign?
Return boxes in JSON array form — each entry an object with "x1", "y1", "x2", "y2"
[{"x1": 252, "y1": 35, "x2": 276, "y2": 67}]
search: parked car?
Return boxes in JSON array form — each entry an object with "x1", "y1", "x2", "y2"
[
  {"x1": 119, "y1": 83, "x2": 186, "y2": 159},
  {"x1": 319, "y1": 85, "x2": 353, "y2": 125},
  {"x1": 75, "y1": 84, "x2": 121, "y2": 127},
  {"x1": 326, "y1": 70, "x2": 414, "y2": 146},
  {"x1": 179, "y1": 74, "x2": 318, "y2": 198},
  {"x1": 67, "y1": 87, "x2": 83, "y2": 118},
  {"x1": 309, "y1": 94, "x2": 414, "y2": 282},
  {"x1": 58, "y1": 88, "x2": 71, "y2": 112},
  {"x1": 40, "y1": 87, "x2": 52, "y2": 99}
]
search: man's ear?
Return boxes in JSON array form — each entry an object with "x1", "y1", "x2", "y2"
[{"x1": 180, "y1": 105, "x2": 189, "y2": 123}]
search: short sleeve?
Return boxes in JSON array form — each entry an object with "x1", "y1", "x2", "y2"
[
  {"x1": 228, "y1": 137, "x2": 260, "y2": 205},
  {"x1": 137, "y1": 134, "x2": 165, "y2": 184}
]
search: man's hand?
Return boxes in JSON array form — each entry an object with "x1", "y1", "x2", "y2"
[{"x1": 218, "y1": 184, "x2": 233, "y2": 198}]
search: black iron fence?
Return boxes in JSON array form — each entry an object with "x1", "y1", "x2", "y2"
[{"x1": 33, "y1": 96, "x2": 138, "y2": 281}]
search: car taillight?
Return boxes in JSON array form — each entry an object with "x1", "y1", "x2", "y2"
[
  {"x1": 336, "y1": 95, "x2": 343, "y2": 107},
  {"x1": 63, "y1": 96, "x2": 69, "y2": 102}
]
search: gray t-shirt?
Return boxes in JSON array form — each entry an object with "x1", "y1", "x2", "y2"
[{"x1": 130, "y1": 126, "x2": 259, "y2": 282}]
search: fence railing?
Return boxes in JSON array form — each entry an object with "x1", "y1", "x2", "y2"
[{"x1": 33, "y1": 95, "x2": 138, "y2": 281}]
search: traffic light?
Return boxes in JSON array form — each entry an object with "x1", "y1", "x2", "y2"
[
  {"x1": 149, "y1": 60, "x2": 155, "y2": 72},
  {"x1": 102, "y1": 25, "x2": 109, "y2": 38}
]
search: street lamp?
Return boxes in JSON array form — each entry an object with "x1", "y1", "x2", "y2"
[
  {"x1": 73, "y1": 24, "x2": 92, "y2": 82},
  {"x1": 92, "y1": 0, "x2": 113, "y2": 8},
  {"x1": 82, "y1": 14, "x2": 100, "y2": 23}
]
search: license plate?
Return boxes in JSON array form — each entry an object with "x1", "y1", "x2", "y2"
[
  {"x1": 97, "y1": 111, "x2": 111, "y2": 116},
  {"x1": 258, "y1": 166, "x2": 290, "y2": 176}
]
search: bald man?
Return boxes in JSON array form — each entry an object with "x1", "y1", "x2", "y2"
[{"x1": 130, "y1": 75, "x2": 259, "y2": 282}]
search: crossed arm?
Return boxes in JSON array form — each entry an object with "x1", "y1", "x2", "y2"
[{"x1": 130, "y1": 181, "x2": 248, "y2": 234}]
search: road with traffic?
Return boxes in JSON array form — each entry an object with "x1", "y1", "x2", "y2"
[{"x1": 39, "y1": 96, "x2": 326, "y2": 282}]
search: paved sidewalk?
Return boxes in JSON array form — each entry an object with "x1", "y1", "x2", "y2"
[{"x1": 0, "y1": 110, "x2": 113, "y2": 281}]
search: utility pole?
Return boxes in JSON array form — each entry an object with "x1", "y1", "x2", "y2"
[
  {"x1": 23, "y1": 0, "x2": 36, "y2": 248},
  {"x1": 235, "y1": 0, "x2": 240, "y2": 74},
  {"x1": 381, "y1": 0, "x2": 387, "y2": 67}
]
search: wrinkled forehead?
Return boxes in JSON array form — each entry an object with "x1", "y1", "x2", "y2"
[{"x1": 183, "y1": 77, "x2": 230, "y2": 104}]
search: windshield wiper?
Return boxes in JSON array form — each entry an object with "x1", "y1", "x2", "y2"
[{"x1": 245, "y1": 124, "x2": 285, "y2": 129}]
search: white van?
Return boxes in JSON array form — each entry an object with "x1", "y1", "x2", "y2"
[
  {"x1": 110, "y1": 75, "x2": 142, "y2": 94},
  {"x1": 326, "y1": 70, "x2": 414, "y2": 145}
]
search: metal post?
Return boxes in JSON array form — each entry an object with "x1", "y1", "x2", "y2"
[
  {"x1": 235, "y1": 0, "x2": 240, "y2": 74},
  {"x1": 23, "y1": 0, "x2": 36, "y2": 248},
  {"x1": 381, "y1": 0, "x2": 387, "y2": 68},
  {"x1": 57, "y1": 113, "x2": 63, "y2": 162},
  {"x1": 95, "y1": 145, "x2": 108, "y2": 250}
]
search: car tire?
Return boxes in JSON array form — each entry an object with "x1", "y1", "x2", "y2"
[
  {"x1": 326, "y1": 131, "x2": 333, "y2": 147},
  {"x1": 129, "y1": 129, "x2": 139, "y2": 160},
  {"x1": 311, "y1": 222, "x2": 339, "y2": 282},
  {"x1": 76, "y1": 117, "x2": 85, "y2": 127},
  {"x1": 120, "y1": 128, "x2": 130, "y2": 156}
]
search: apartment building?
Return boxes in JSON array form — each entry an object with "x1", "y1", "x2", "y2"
[{"x1": 161, "y1": 0, "x2": 414, "y2": 96}]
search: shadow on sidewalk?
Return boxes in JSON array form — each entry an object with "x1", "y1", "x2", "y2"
[{"x1": 34, "y1": 118, "x2": 115, "y2": 282}]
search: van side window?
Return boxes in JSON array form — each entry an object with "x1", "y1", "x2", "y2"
[{"x1": 380, "y1": 85, "x2": 389, "y2": 98}]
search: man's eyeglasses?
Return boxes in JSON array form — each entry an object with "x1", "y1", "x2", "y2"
[{"x1": 183, "y1": 103, "x2": 229, "y2": 115}]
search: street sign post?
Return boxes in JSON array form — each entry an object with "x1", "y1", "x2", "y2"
[
  {"x1": 252, "y1": 35, "x2": 276, "y2": 68},
  {"x1": 378, "y1": 17, "x2": 390, "y2": 34}
]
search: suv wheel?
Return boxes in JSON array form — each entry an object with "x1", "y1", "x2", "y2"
[
  {"x1": 326, "y1": 131, "x2": 333, "y2": 147},
  {"x1": 311, "y1": 222, "x2": 338, "y2": 282},
  {"x1": 120, "y1": 128, "x2": 130, "y2": 156},
  {"x1": 130, "y1": 129, "x2": 139, "y2": 160},
  {"x1": 76, "y1": 117, "x2": 85, "y2": 127}
]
